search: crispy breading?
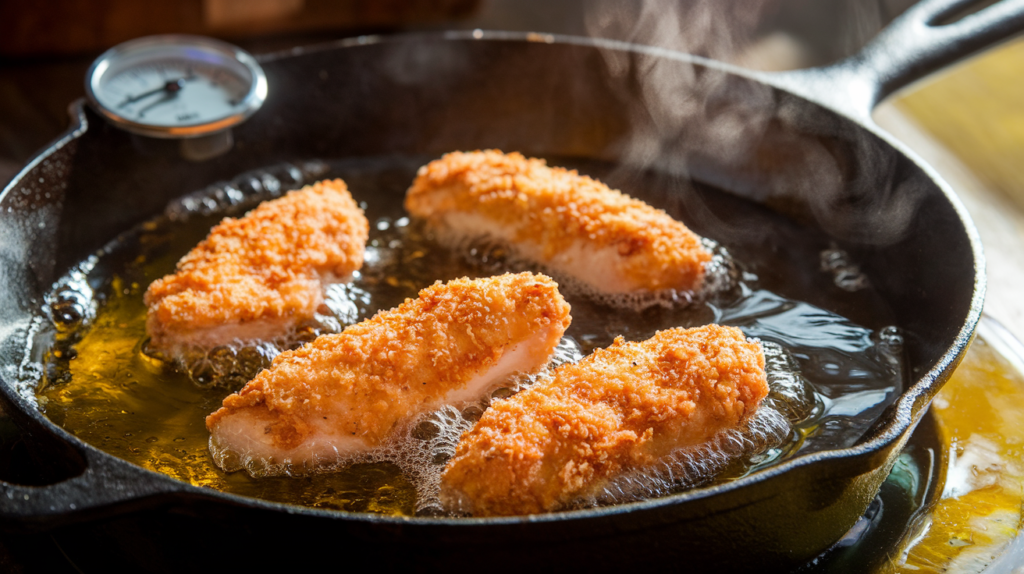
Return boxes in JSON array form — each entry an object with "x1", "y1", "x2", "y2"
[
  {"x1": 144, "y1": 179, "x2": 368, "y2": 352},
  {"x1": 440, "y1": 324, "x2": 768, "y2": 516},
  {"x1": 405, "y1": 150, "x2": 712, "y2": 294},
  {"x1": 206, "y1": 272, "x2": 572, "y2": 471}
]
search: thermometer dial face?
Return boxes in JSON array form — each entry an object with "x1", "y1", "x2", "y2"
[{"x1": 85, "y1": 35, "x2": 267, "y2": 138}]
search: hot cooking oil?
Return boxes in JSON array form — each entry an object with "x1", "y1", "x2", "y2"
[{"x1": 35, "y1": 155, "x2": 907, "y2": 516}]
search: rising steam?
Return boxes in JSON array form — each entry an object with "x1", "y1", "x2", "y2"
[
  {"x1": 583, "y1": 0, "x2": 778, "y2": 169},
  {"x1": 582, "y1": 0, "x2": 927, "y2": 247}
]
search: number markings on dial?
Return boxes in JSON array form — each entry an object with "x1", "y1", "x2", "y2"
[{"x1": 98, "y1": 60, "x2": 250, "y2": 126}]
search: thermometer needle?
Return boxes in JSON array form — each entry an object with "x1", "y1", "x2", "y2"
[
  {"x1": 118, "y1": 78, "x2": 187, "y2": 108},
  {"x1": 136, "y1": 92, "x2": 179, "y2": 118}
]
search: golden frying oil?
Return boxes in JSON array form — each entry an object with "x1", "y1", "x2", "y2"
[{"x1": 39, "y1": 271, "x2": 417, "y2": 515}]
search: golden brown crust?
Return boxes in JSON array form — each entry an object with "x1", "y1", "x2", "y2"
[
  {"x1": 144, "y1": 179, "x2": 368, "y2": 349},
  {"x1": 206, "y1": 272, "x2": 572, "y2": 451},
  {"x1": 440, "y1": 324, "x2": 768, "y2": 516},
  {"x1": 405, "y1": 150, "x2": 712, "y2": 292}
]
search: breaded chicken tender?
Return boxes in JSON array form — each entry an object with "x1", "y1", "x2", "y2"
[
  {"x1": 206, "y1": 272, "x2": 572, "y2": 474},
  {"x1": 440, "y1": 324, "x2": 768, "y2": 516},
  {"x1": 405, "y1": 150, "x2": 713, "y2": 295},
  {"x1": 144, "y1": 179, "x2": 368, "y2": 353}
]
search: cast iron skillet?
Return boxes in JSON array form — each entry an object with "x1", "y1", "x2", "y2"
[{"x1": 0, "y1": 0, "x2": 1019, "y2": 570}]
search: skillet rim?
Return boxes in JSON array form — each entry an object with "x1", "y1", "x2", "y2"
[{"x1": 0, "y1": 29, "x2": 985, "y2": 526}]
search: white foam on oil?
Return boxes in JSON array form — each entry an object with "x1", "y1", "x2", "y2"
[
  {"x1": 576, "y1": 405, "x2": 790, "y2": 509},
  {"x1": 431, "y1": 226, "x2": 736, "y2": 313},
  {"x1": 144, "y1": 281, "x2": 373, "y2": 389},
  {"x1": 206, "y1": 383, "x2": 510, "y2": 514},
  {"x1": 563, "y1": 339, "x2": 802, "y2": 510},
  {"x1": 572, "y1": 237, "x2": 736, "y2": 311},
  {"x1": 211, "y1": 401, "x2": 482, "y2": 515},
  {"x1": 443, "y1": 336, "x2": 799, "y2": 514},
  {"x1": 206, "y1": 337, "x2": 584, "y2": 515},
  {"x1": 760, "y1": 340, "x2": 819, "y2": 425}
]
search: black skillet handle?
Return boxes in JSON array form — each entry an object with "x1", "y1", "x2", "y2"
[
  {"x1": 766, "y1": 0, "x2": 1024, "y2": 120},
  {"x1": 0, "y1": 431, "x2": 183, "y2": 530}
]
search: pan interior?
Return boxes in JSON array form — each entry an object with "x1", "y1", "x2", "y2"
[{"x1": 35, "y1": 152, "x2": 904, "y2": 515}]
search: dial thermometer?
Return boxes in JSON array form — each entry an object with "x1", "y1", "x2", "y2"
[{"x1": 85, "y1": 35, "x2": 267, "y2": 160}]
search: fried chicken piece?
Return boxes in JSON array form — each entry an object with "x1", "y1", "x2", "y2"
[
  {"x1": 144, "y1": 179, "x2": 368, "y2": 354},
  {"x1": 206, "y1": 272, "x2": 572, "y2": 474},
  {"x1": 405, "y1": 150, "x2": 713, "y2": 295},
  {"x1": 440, "y1": 324, "x2": 768, "y2": 516}
]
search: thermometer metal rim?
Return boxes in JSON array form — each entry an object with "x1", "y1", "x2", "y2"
[{"x1": 84, "y1": 34, "x2": 268, "y2": 139}]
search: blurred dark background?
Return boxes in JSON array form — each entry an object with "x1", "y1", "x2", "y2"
[{"x1": 0, "y1": 0, "x2": 916, "y2": 187}]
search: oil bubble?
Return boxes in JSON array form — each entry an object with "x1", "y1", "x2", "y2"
[
  {"x1": 820, "y1": 245, "x2": 870, "y2": 292},
  {"x1": 490, "y1": 387, "x2": 515, "y2": 401},
  {"x1": 46, "y1": 270, "x2": 96, "y2": 333},
  {"x1": 877, "y1": 325, "x2": 903, "y2": 349},
  {"x1": 411, "y1": 420, "x2": 441, "y2": 441},
  {"x1": 460, "y1": 405, "x2": 484, "y2": 423}
]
